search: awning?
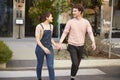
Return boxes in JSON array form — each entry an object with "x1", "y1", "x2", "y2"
[{"x1": 84, "y1": 8, "x2": 95, "y2": 14}]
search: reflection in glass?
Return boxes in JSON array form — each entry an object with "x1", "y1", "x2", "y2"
[{"x1": 0, "y1": 0, "x2": 13, "y2": 37}]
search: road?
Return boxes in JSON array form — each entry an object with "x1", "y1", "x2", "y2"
[{"x1": 0, "y1": 66, "x2": 120, "y2": 80}]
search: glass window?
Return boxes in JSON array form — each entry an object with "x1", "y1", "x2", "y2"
[
  {"x1": 117, "y1": 0, "x2": 120, "y2": 10},
  {"x1": 25, "y1": 0, "x2": 35, "y2": 37},
  {"x1": 21, "y1": 0, "x2": 24, "y2": 3},
  {"x1": 16, "y1": 10, "x2": 22, "y2": 18},
  {"x1": 0, "y1": 0, "x2": 13, "y2": 37}
]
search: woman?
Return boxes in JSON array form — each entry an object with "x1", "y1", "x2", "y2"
[{"x1": 35, "y1": 12, "x2": 57, "y2": 80}]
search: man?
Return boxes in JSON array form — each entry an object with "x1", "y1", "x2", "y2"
[{"x1": 58, "y1": 4, "x2": 96, "y2": 80}]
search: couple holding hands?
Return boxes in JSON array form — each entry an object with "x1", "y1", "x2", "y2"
[{"x1": 35, "y1": 4, "x2": 96, "y2": 80}]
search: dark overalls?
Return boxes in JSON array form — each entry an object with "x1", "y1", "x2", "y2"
[{"x1": 35, "y1": 24, "x2": 55, "y2": 80}]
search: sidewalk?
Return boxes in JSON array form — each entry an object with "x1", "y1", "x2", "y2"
[
  {"x1": 4, "y1": 59, "x2": 120, "y2": 70},
  {"x1": 0, "y1": 37, "x2": 120, "y2": 70}
]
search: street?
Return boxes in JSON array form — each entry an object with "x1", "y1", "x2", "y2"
[
  {"x1": 0, "y1": 38, "x2": 120, "y2": 80},
  {"x1": 0, "y1": 66, "x2": 120, "y2": 80}
]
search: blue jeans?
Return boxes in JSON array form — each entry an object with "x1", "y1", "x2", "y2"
[{"x1": 35, "y1": 45, "x2": 55, "y2": 80}]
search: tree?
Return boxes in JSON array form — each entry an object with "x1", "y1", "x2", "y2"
[
  {"x1": 29, "y1": 0, "x2": 103, "y2": 36},
  {"x1": 28, "y1": 0, "x2": 58, "y2": 26}
]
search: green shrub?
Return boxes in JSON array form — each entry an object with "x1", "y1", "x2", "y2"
[
  {"x1": 84, "y1": 35, "x2": 108, "y2": 56},
  {"x1": 0, "y1": 41, "x2": 12, "y2": 63}
]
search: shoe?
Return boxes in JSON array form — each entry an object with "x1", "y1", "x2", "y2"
[
  {"x1": 71, "y1": 76, "x2": 75, "y2": 80},
  {"x1": 71, "y1": 78, "x2": 75, "y2": 80}
]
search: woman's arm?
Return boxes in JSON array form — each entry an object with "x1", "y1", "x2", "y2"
[
  {"x1": 51, "y1": 38, "x2": 57, "y2": 47},
  {"x1": 50, "y1": 24, "x2": 57, "y2": 47}
]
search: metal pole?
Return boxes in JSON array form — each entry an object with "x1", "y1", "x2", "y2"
[
  {"x1": 58, "y1": 0, "x2": 61, "y2": 39},
  {"x1": 18, "y1": 24, "x2": 21, "y2": 39},
  {"x1": 109, "y1": 0, "x2": 113, "y2": 58}
]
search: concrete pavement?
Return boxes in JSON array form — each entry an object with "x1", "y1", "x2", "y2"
[
  {"x1": 0, "y1": 68, "x2": 105, "y2": 78},
  {"x1": 0, "y1": 37, "x2": 120, "y2": 69},
  {"x1": 0, "y1": 66, "x2": 120, "y2": 80}
]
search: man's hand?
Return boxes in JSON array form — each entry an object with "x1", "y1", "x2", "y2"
[
  {"x1": 58, "y1": 43, "x2": 62, "y2": 50},
  {"x1": 91, "y1": 42, "x2": 96, "y2": 51}
]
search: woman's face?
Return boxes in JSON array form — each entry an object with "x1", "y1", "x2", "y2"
[{"x1": 46, "y1": 14, "x2": 53, "y2": 22}]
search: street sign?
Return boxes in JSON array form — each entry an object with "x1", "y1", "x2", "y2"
[{"x1": 16, "y1": 19, "x2": 23, "y2": 24}]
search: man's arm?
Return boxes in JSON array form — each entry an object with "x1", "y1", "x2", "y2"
[
  {"x1": 59, "y1": 21, "x2": 71, "y2": 43},
  {"x1": 87, "y1": 22, "x2": 96, "y2": 50},
  {"x1": 59, "y1": 21, "x2": 71, "y2": 49}
]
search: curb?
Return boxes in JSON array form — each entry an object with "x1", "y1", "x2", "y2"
[
  {"x1": 54, "y1": 59, "x2": 120, "y2": 68},
  {"x1": 1, "y1": 59, "x2": 120, "y2": 71}
]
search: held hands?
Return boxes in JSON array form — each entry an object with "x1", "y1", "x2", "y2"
[
  {"x1": 57, "y1": 43, "x2": 62, "y2": 50},
  {"x1": 54, "y1": 43, "x2": 62, "y2": 54},
  {"x1": 56, "y1": 43, "x2": 62, "y2": 54},
  {"x1": 54, "y1": 42, "x2": 62, "y2": 50},
  {"x1": 43, "y1": 43, "x2": 62, "y2": 54}
]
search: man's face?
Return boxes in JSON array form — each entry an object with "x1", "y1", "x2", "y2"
[{"x1": 72, "y1": 8, "x2": 81, "y2": 18}]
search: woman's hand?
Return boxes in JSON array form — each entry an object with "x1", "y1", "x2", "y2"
[
  {"x1": 57, "y1": 43, "x2": 62, "y2": 50},
  {"x1": 54, "y1": 43, "x2": 60, "y2": 49},
  {"x1": 43, "y1": 47, "x2": 50, "y2": 54}
]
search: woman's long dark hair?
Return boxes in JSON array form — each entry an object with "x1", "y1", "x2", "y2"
[{"x1": 39, "y1": 12, "x2": 51, "y2": 22}]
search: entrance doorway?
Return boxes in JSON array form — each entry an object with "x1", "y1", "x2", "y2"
[{"x1": 25, "y1": 0, "x2": 35, "y2": 37}]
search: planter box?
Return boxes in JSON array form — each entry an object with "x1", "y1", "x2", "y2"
[{"x1": 0, "y1": 63, "x2": 6, "y2": 69}]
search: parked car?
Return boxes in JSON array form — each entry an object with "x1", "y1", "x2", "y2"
[{"x1": 104, "y1": 29, "x2": 120, "y2": 38}]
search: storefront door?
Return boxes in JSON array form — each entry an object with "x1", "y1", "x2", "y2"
[{"x1": 0, "y1": 0, "x2": 13, "y2": 37}]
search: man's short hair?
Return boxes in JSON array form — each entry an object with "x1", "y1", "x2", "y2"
[{"x1": 72, "y1": 4, "x2": 84, "y2": 14}]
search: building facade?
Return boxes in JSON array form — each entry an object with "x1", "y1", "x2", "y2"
[
  {"x1": 13, "y1": 0, "x2": 25, "y2": 38},
  {"x1": 0, "y1": 0, "x2": 13, "y2": 37},
  {"x1": 101, "y1": 0, "x2": 120, "y2": 38},
  {"x1": 0, "y1": 0, "x2": 120, "y2": 38},
  {"x1": 0, "y1": 0, "x2": 34, "y2": 38}
]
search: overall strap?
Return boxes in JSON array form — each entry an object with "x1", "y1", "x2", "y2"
[
  {"x1": 40, "y1": 23, "x2": 51, "y2": 30},
  {"x1": 49, "y1": 24, "x2": 52, "y2": 30},
  {"x1": 40, "y1": 24, "x2": 44, "y2": 30}
]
